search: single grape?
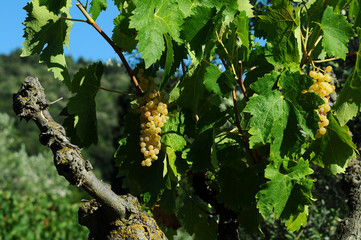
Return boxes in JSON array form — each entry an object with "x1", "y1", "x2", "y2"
[
  {"x1": 323, "y1": 118, "x2": 329, "y2": 126},
  {"x1": 319, "y1": 114, "x2": 327, "y2": 121},
  {"x1": 309, "y1": 70, "x2": 317, "y2": 78},
  {"x1": 152, "y1": 110, "x2": 159, "y2": 116},
  {"x1": 157, "y1": 104, "x2": 165, "y2": 112},
  {"x1": 149, "y1": 92, "x2": 157, "y2": 98},
  {"x1": 144, "y1": 111, "x2": 151, "y2": 118},
  {"x1": 155, "y1": 127, "x2": 162, "y2": 133},
  {"x1": 147, "y1": 101, "x2": 155, "y2": 108},
  {"x1": 324, "y1": 74, "x2": 332, "y2": 82},
  {"x1": 319, "y1": 90, "x2": 327, "y2": 97},
  {"x1": 326, "y1": 66, "x2": 333, "y2": 72},
  {"x1": 324, "y1": 104, "x2": 331, "y2": 112},
  {"x1": 318, "y1": 118, "x2": 329, "y2": 127},
  {"x1": 145, "y1": 158, "x2": 152, "y2": 167},
  {"x1": 317, "y1": 72, "x2": 324, "y2": 80},
  {"x1": 319, "y1": 127, "x2": 327, "y2": 135}
]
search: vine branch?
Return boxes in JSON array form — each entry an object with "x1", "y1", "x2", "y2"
[
  {"x1": 13, "y1": 77, "x2": 166, "y2": 240},
  {"x1": 75, "y1": 2, "x2": 144, "y2": 96}
]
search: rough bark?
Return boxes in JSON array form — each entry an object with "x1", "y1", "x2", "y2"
[
  {"x1": 13, "y1": 76, "x2": 167, "y2": 240},
  {"x1": 338, "y1": 158, "x2": 361, "y2": 240}
]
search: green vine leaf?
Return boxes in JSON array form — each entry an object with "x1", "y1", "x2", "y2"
[
  {"x1": 305, "y1": 113, "x2": 357, "y2": 175},
  {"x1": 203, "y1": 65, "x2": 235, "y2": 97},
  {"x1": 256, "y1": 158, "x2": 314, "y2": 232},
  {"x1": 89, "y1": 0, "x2": 108, "y2": 21},
  {"x1": 130, "y1": 0, "x2": 183, "y2": 68},
  {"x1": 250, "y1": 71, "x2": 279, "y2": 94},
  {"x1": 350, "y1": 1, "x2": 361, "y2": 28},
  {"x1": 334, "y1": 28, "x2": 361, "y2": 125},
  {"x1": 176, "y1": 191, "x2": 217, "y2": 239},
  {"x1": 62, "y1": 62, "x2": 104, "y2": 147},
  {"x1": 177, "y1": 0, "x2": 199, "y2": 17},
  {"x1": 235, "y1": 11, "x2": 250, "y2": 47},
  {"x1": 244, "y1": 90, "x2": 290, "y2": 149},
  {"x1": 245, "y1": 70, "x2": 323, "y2": 155},
  {"x1": 38, "y1": 0, "x2": 67, "y2": 14},
  {"x1": 237, "y1": 0, "x2": 254, "y2": 18},
  {"x1": 181, "y1": 5, "x2": 220, "y2": 57},
  {"x1": 22, "y1": 0, "x2": 73, "y2": 89},
  {"x1": 160, "y1": 34, "x2": 174, "y2": 90},
  {"x1": 112, "y1": 15, "x2": 138, "y2": 53},
  {"x1": 178, "y1": 61, "x2": 207, "y2": 113},
  {"x1": 320, "y1": 6, "x2": 355, "y2": 59},
  {"x1": 279, "y1": 70, "x2": 323, "y2": 139},
  {"x1": 256, "y1": 0, "x2": 300, "y2": 63},
  {"x1": 188, "y1": 128, "x2": 215, "y2": 171},
  {"x1": 162, "y1": 112, "x2": 187, "y2": 177}
]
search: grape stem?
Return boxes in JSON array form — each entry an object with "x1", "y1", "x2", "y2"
[
  {"x1": 237, "y1": 61, "x2": 249, "y2": 101},
  {"x1": 181, "y1": 60, "x2": 186, "y2": 74},
  {"x1": 343, "y1": 0, "x2": 354, "y2": 9},
  {"x1": 75, "y1": 2, "x2": 144, "y2": 96},
  {"x1": 307, "y1": 35, "x2": 323, "y2": 57},
  {"x1": 49, "y1": 97, "x2": 64, "y2": 105},
  {"x1": 313, "y1": 51, "x2": 357, "y2": 63},
  {"x1": 60, "y1": 17, "x2": 88, "y2": 23},
  {"x1": 99, "y1": 87, "x2": 135, "y2": 97}
]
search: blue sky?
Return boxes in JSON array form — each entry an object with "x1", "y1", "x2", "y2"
[{"x1": 1, "y1": 1, "x2": 123, "y2": 62}]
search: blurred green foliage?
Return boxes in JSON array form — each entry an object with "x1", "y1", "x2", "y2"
[
  {"x1": 0, "y1": 112, "x2": 88, "y2": 239},
  {"x1": 0, "y1": 191, "x2": 88, "y2": 240}
]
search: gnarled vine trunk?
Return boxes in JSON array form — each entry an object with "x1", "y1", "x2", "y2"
[
  {"x1": 13, "y1": 76, "x2": 167, "y2": 240},
  {"x1": 338, "y1": 158, "x2": 361, "y2": 240}
]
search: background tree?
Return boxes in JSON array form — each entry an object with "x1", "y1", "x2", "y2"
[{"x1": 9, "y1": 0, "x2": 361, "y2": 239}]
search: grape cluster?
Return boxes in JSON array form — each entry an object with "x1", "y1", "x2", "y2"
[
  {"x1": 303, "y1": 66, "x2": 335, "y2": 137},
  {"x1": 137, "y1": 69, "x2": 157, "y2": 92},
  {"x1": 136, "y1": 91, "x2": 169, "y2": 167}
]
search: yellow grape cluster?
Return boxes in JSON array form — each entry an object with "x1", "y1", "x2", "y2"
[
  {"x1": 136, "y1": 91, "x2": 169, "y2": 167},
  {"x1": 303, "y1": 65, "x2": 335, "y2": 137},
  {"x1": 137, "y1": 69, "x2": 157, "y2": 92}
]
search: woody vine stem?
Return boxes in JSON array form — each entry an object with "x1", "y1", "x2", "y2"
[{"x1": 75, "y1": 2, "x2": 144, "y2": 96}]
